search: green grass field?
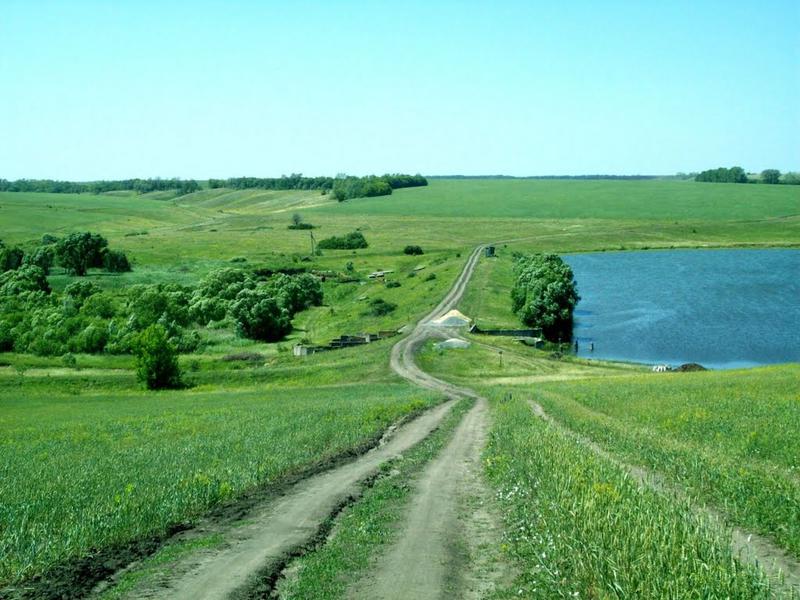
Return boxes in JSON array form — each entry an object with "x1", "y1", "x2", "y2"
[
  {"x1": 0, "y1": 344, "x2": 439, "y2": 585},
  {"x1": 1, "y1": 178, "x2": 798, "y2": 593}
]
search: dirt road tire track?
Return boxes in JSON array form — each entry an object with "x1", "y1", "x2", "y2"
[{"x1": 102, "y1": 245, "x2": 489, "y2": 600}]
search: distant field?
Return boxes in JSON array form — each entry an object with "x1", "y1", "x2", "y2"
[{"x1": 322, "y1": 178, "x2": 800, "y2": 220}]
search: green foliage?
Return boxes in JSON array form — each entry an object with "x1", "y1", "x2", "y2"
[
  {"x1": 103, "y1": 249, "x2": 132, "y2": 272},
  {"x1": 332, "y1": 176, "x2": 392, "y2": 202},
  {"x1": 760, "y1": 169, "x2": 781, "y2": 184},
  {"x1": 403, "y1": 245, "x2": 424, "y2": 255},
  {"x1": 695, "y1": 166, "x2": 749, "y2": 183},
  {"x1": 132, "y1": 324, "x2": 182, "y2": 389},
  {"x1": 511, "y1": 253, "x2": 579, "y2": 342},
  {"x1": 0, "y1": 265, "x2": 50, "y2": 296},
  {"x1": 63, "y1": 280, "x2": 102, "y2": 310},
  {"x1": 265, "y1": 273, "x2": 324, "y2": 315},
  {"x1": 0, "y1": 177, "x2": 199, "y2": 195},
  {"x1": 365, "y1": 298, "x2": 396, "y2": 316},
  {"x1": 0, "y1": 242, "x2": 24, "y2": 272},
  {"x1": 230, "y1": 287, "x2": 292, "y2": 341},
  {"x1": 781, "y1": 172, "x2": 800, "y2": 185},
  {"x1": 22, "y1": 245, "x2": 55, "y2": 275},
  {"x1": 316, "y1": 231, "x2": 368, "y2": 250},
  {"x1": 55, "y1": 232, "x2": 109, "y2": 276}
]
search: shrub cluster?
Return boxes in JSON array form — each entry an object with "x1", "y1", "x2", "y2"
[
  {"x1": 0, "y1": 266, "x2": 323, "y2": 356},
  {"x1": 511, "y1": 253, "x2": 580, "y2": 342},
  {"x1": 317, "y1": 231, "x2": 368, "y2": 250},
  {"x1": 403, "y1": 245, "x2": 424, "y2": 255}
]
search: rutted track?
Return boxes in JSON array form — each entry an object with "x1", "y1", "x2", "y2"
[
  {"x1": 354, "y1": 245, "x2": 504, "y2": 599},
  {"x1": 105, "y1": 246, "x2": 489, "y2": 600}
]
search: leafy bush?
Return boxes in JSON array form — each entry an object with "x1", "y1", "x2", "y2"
[
  {"x1": 103, "y1": 249, "x2": 132, "y2": 273},
  {"x1": 317, "y1": 231, "x2": 368, "y2": 250},
  {"x1": 365, "y1": 298, "x2": 397, "y2": 316},
  {"x1": 266, "y1": 273, "x2": 323, "y2": 314},
  {"x1": 132, "y1": 324, "x2": 182, "y2": 390},
  {"x1": 63, "y1": 280, "x2": 101, "y2": 309},
  {"x1": 511, "y1": 253, "x2": 579, "y2": 342},
  {"x1": 403, "y1": 245, "x2": 424, "y2": 255},
  {"x1": 55, "y1": 232, "x2": 108, "y2": 276},
  {"x1": 0, "y1": 266, "x2": 50, "y2": 295},
  {"x1": 230, "y1": 288, "x2": 292, "y2": 342},
  {"x1": 386, "y1": 281, "x2": 401, "y2": 288},
  {"x1": 0, "y1": 243, "x2": 24, "y2": 272},
  {"x1": 22, "y1": 246, "x2": 54, "y2": 275},
  {"x1": 423, "y1": 273, "x2": 437, "y2": 281}
]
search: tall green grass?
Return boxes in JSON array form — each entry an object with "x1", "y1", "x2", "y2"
[
  {"x1": 534, "y1": 366, "x2": 800, "y2": 558},
  {"x1": 0, "y1": 377, "x2": 438, "y2": 585},
  {"x1": 485, "y1": 396, "x2": 781, "y2": 598}
]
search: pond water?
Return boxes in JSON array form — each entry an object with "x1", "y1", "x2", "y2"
[{"x1": 564, "y1": 249, "x2": 800, "y2": 369}]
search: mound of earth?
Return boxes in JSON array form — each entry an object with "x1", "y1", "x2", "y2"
[{"x1": 676, "y1": 362, "x2": 707, "y2": 372}]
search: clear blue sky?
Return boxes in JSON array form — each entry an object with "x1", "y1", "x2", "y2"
[{"x1": 1, "y1": 0, "x2": 798, "y2": 179}]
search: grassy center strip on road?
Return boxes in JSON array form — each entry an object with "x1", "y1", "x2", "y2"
[{"x1": 275, "y1": 398, "x2": 473, "y2": 599}]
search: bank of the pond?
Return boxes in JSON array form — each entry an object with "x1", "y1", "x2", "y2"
[{"x1": 564, "y1": 248, "x2": 800, "y2": 369}]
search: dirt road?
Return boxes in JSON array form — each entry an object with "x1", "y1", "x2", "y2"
[
  {"x1": 351, "y1": 245, "x2": 505, "y2": 599},
  {"x1": 122, "y1": 246, "x2": 491, "y2": 599}
]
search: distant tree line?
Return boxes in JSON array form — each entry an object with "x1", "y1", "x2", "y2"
[
  {"x1": 427, "y1": 175, "x2": 659, "y2": 180},
  {"x1": 0, "y1": 178, "x2": 200, "y2": 195},
  {"x1": 0, "y1": 174, "x2": 428, "y2": 200},
  {"x1": 208, "y1": 173, "x2": 427, "y2": 201},
  {"x1": 694, "y1": 167, "x2": 798, "y2": 185}
]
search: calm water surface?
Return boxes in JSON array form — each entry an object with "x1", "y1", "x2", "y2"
[{"x1": 564, "y1": 249, "x2": 800, "y2": 369}]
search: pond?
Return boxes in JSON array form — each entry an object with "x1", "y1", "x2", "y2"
[{"x1": 564, "y1": 249, "x2": 800, "y2": 369}]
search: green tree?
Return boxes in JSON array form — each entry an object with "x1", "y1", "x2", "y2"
[
  {"x1": 0, "y1": 242, "x2": 24, "y2": 272},
  {"x1": 230, "y1": 287, "x2": 292, "y2": 341},
  {"x1": 0, "y1": 265, "x2": 50, "y2": 295},
  {"x1": 55, "y1": 232, "x2": 108, "y2": 276},
  {"x1": 103, "y1": 249, "x2": 132, "y2": 272},
  {"x1": 22, "y1": 245, "x2": 55, "y2": 275},
  {"x1": 761, "y1": 169, "x2": 781, "y2": 184},
  {"x1": 511, "y1": 254, "x2": 580, "y2": 342},
  {"x1": 132, "y1": 324, "x2": 182, "y2": 390}
]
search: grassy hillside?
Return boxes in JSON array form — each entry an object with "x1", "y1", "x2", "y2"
[{"x1": 1, "y1": 178, "x2": 798, "y2": 593}]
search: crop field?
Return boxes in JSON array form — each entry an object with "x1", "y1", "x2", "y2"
[{"x1": 0, "y1": 344, "x2": 439, "y2": 586}]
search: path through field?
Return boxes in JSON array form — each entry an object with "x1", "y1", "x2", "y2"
[
  {"x1": 351, "y1": 244, "x2": 505, "y2": 599},
  {"x1": 119, "y1": 245, "x2": 492, "y2": 599}
]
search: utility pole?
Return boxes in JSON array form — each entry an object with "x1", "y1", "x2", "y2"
[{"x1": 310, "y1": 231, "x2": 316, "y2": 255}]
